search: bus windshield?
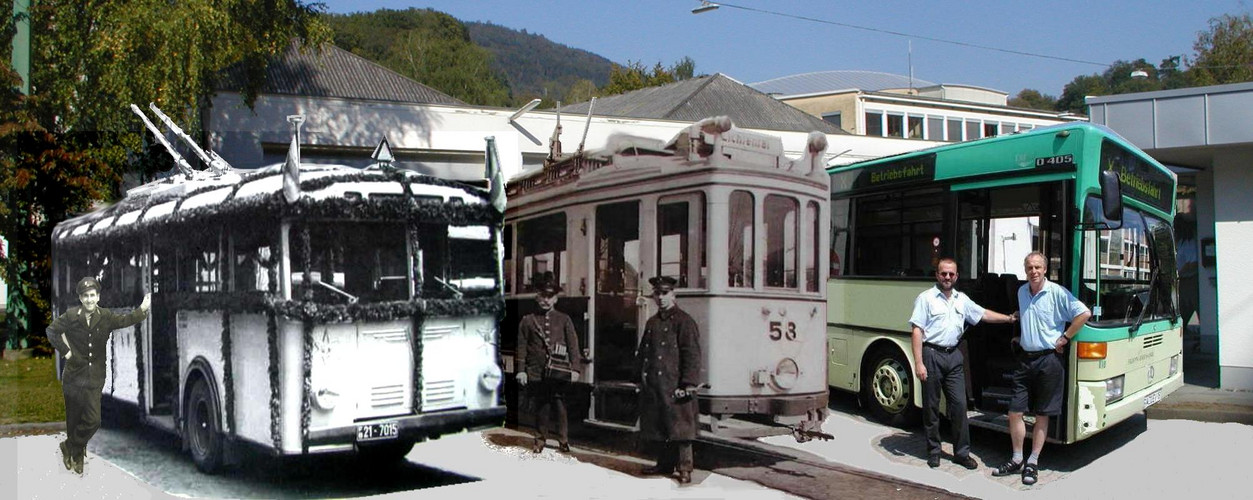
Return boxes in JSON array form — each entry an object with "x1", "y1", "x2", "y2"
[
  {"x1": 292, "y1": 221, "x2": 411, "y2": 303},
  {"x1": 1080, "y1": 197, "x2": 1178, "y2": 326}
]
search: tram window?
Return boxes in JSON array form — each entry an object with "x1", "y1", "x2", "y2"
[
  {"x1": 516, "y1": 213, "x2": 567, "y2": 293},
  {"x1": 851, "y1": 188, "x2": 945, "y2": 276},
  {"x1": 805, "y1": 201, "x2": 820, "y2": 291},
  {"x1": 765, "y1": 195, "x2": 799, "y2": 288},
  {"x1": 231, "y1": 226, "x2": 276, "y2": 293},
  {"x1": 657, "y1": 193, "x2": 706, "y2": 289},
  {"x1": 729, "y1": 191, "x2": 755, "y2": 288},
  {"x1": 292, "y1": 221, "x2": 410, "y2": 302}
]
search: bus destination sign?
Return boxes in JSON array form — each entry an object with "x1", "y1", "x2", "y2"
[
  {"x1": 854, "y1": 154, "x2": 936, "y2": 190},
  {"x1": 1100, "y1": 140, "x2": 1173, "y2": 213}
]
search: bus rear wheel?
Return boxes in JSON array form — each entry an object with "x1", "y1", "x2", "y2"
[
  {"x1": 186, "y1": 378, "x2": 224, "y2": 474},
  {"x1": 861, "y1": 346, "x2": 921, "y2": 428}
]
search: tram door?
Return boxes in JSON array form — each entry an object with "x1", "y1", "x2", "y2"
[{"x1": 590, "y1": 201, "x2": 643, "y2": 428}]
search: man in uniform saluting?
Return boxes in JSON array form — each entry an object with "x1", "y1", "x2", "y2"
[
  {"x1": 636, "y1": 275, "x2": 701, "y2": 485},
  {"x1": 47, "y1": 277, "x2": 150, "y2": 474}
]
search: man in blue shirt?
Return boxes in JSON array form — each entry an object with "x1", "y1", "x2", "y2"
[
  {"x1": 992, "y1": 252, "x2": 1090, "y2": 485},
  {"x1": 910, "y1": 258, "x2": 1016, "y2": 469}
]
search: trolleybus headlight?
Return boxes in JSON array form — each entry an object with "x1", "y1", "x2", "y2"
[
  {"x1": 1105, "y1": 375, "x2": 1125, "y2": 403},
  {"x1": 313, "y1": 387, "x2": 339, "y2": 410},
  {"x1": 480, "y1": 363, "x2": 503, "y2": 392},
  {"x1": 772, "y1": 358, "x2": 800, "y2": 390},
  {"x1": 1170, "y1": 354, "x2": 1180, "y2": 377}
]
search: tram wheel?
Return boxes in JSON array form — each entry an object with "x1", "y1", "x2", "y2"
[
  {"x1": 186, "y1": 378, "x2": 224, "y2": 474},
  {"x1": 861, "y1": 346, "x2": 921, "y2": 428}
]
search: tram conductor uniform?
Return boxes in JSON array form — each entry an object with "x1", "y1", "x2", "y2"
[
  {"x1": 636, "y1": 276, "x2": 701, "y2": 484},
  {"x1": 515, "y1": 274, "x2": 582, "y2": 453},
  {"x1": 47, "y1": 277, "x2": 150, "y2": 474},
  {"x1": 909, "y1": 258, "x2": 1016, "y2": 469}
]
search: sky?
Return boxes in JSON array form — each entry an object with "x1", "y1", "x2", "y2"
[{"x1": 321, "y1": 0, "x2": 1250, "y2": 99}]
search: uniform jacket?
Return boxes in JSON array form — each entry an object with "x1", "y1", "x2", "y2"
[
  {"x1": 636, "y1": 306, "x2": 701, "y2": 441},
  {"x1": 515, "y1": 309, "x2": 582, "y2": 381},
  {"x1": 47, "y1": 305, "x2": 148, "y2": 389}
]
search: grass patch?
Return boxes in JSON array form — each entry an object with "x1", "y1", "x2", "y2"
[{"x1": 0, "y1": 357, "x2": 66, "y2": 425}]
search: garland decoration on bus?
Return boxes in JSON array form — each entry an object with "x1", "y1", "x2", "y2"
[
  {"x1": 411, "y1": 314, "x2": 425, "y2": 413},
  {"x1": 267, "y1": 310, "x2": 282, "y2": 451},
  {"x1": 301, "y1": 319, "x2": 313, "y2": 454},
  {"x1": 135, "y1": 320, "x2": 146, "y2": 419},
  {"x1": 221, "y1": 310, "x2": 236, "y2": 437}
]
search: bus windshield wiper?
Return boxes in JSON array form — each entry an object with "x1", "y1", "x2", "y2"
[
  {"x1": 1131, "y1": 218, "x2": 1158, "y2": 334},
  {"x1": 433, "y1": 276, "x2": 464, "y2": 299}
]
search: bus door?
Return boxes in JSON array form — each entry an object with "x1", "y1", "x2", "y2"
[
  {"x1": 148, "y1": 240, "x2": 178, "y2": 418},
  {"x1": 589, "y1": 201, "x2": 643, "y2": 428}
]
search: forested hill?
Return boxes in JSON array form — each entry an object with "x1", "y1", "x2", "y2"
[
  {"x1": 326, "y1": 8, "x2": 617, "y2": 107},
  {"x1": 465, "y1": 21, "x2": 614, "y2": 104}
]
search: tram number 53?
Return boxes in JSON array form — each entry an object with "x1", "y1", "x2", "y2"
[{"x1": 769, "y1": 321, "x2": 797, "y2": 341}]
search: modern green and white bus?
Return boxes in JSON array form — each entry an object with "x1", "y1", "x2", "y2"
[{"x1": 826, "y1": 122, "x2": 1183, "y2": 443}]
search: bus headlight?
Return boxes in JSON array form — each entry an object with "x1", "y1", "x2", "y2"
[
  {"x1": 1105, "y1": 375, "x2": 1125, "y2": 403},
  {"x1": 1169, "y1": 354, "x2": 1180, "y2": 377},
  {"x1": 480, "y1": 363, "x2": 503, "y2": 392},
  {"x1": 772, "y1": 358, "x2": 800, "y2": 390}
]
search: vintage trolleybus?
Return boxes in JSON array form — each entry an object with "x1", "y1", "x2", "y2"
[
  {"x1": 50, "y1": 114, "x2": 505, "y2": 472},
  {"x1": 503, "y1": 118, "x2": 830, "y2": 439},
  {"x1": 826, "y1": 122, "x2": 1183, "y2": 443}
]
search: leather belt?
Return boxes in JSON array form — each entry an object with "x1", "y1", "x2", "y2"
[
  {"x1": 924, "y1": 342, "x2": 959, "y2": 354},
  {"x1": 1021, "y1": 349, "x2": 1056, "y2": 359}
]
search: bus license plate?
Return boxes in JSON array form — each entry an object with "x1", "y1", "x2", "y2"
[
  {"x1": 1143, "y1": 389, "x2": 1163, "y2": 409},
  {"x1": 357, "y1": 421, "x2": 399, "y2": 442}
]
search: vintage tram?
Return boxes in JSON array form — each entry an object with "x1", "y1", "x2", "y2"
[{"x1": 502, "y1": 117, "x2": 830, "y2": 439}]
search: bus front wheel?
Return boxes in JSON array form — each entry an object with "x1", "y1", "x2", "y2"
[
  {"x1": 358, "y1": 440, "x2": 416, "y2": 466},
  {"x1": 186, "y1": 378, "x2": 224, "y2": 473},
  {"x1": 861, "y1": 346, "x2": 921, "y2": 428}
]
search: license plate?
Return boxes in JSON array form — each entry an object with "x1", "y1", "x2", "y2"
[
  {"x1": 356, "y1": 421, "x2": 399, "y2": 442},
  {"x1": 1143, "y1": 389, "x2": 1163, "y2": 409}
]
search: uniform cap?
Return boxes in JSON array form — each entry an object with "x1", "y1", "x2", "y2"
[
  {"x1": 76, "y1": 277, "x2": 101, "y2": 296},
  {"x1": 648, "y1": 275, "x2": 678, "y2": 294}
]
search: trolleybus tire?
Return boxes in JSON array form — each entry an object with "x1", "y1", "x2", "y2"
[
  {"x1": 861, "y1": 346, "x2": 921, "y2": 428},
  {"x1": 186, "y1": 378, "x2": 224, "y2": 474}
]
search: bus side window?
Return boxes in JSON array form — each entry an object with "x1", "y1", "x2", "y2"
[
  {"x1": 231, "y1": 226, "x2": 275, "y2": 294},
  {"x1": 180, "y1": 230, "x2": 221, "y2": 293}
]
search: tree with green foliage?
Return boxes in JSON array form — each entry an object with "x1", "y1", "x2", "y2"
[
  {"x1": 1008, "y1": 89, "x2": 1058, "y2": 111},
  {"x1": 1188, "y1": 12, "x2": 1253, "y2": 86},
  {"x1": 599, "y1": 58, "x2": 699, "y2": 97},
  {"x1": 565, "y1": 78, "x2": 599, "y2": 105},
  {"x1": 327, "y1": 8, "x2": 511, "y2": 106},
  {"x1": 1, "y1": 0, "x2": 329, "y2": 354}
]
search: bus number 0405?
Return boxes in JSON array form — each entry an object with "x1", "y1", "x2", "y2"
[{"x1": 769, "y1": 321, "x2": 797, "y2": 341}]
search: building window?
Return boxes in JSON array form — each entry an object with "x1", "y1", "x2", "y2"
[
  {"x1": 984, "y1": 121, "x2": 1000, "y2": 137},
  {"x1": 1002, "y1": 122, "x2": 1017, "y2": 134},
  {"x1": 886, "y1": 113, "x2": 905, "y2": 138},
  {"x1": 946, "y1": 118, "x2": 963, "y2": 142},
  {"x1": 966, "y1": 120, "x2": 981, "y2": 141},
  {"x1": 927, "y1": 116, "x2": 944, "y2": 141},
  {"x1": 907, "y1": 115, "x2": 924, "y2": 139},
  {"x1": 822, "y1": 112, "x2": 842, "y2": 129},
  {"x1": 865, "y1": 111, "x2": 883, "y2": 136}
]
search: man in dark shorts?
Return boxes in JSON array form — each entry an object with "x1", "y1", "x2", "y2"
[{"x1": 992, "y1": 252, "x2": 1090, "y2": 485}]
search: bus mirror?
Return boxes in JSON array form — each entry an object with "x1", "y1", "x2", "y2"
[{"x1": 1100, "y1": 170, "x2": 1123, "y2": 226}]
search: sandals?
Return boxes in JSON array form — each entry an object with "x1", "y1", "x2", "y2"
[
  {"x1": 992, "y1": 460, "x2": 1023, "y2": 477},
  {"x1": 1022, "y1": 462, "x2": 1039, "y2": 485}
]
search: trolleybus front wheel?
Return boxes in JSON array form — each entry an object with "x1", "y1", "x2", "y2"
[
  {"x1": 861, "y1": 346, "x2": 921, "y2": 428},
  {"x1": 358, "y1": 440, "x2": 416, "y2": 466},
  {"x1": 186, "y1": 378, "x2": 224, "y2": 474}
]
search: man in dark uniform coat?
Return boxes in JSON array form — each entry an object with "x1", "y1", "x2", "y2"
[
  {"x1": 636, "y1": 275, "x2": 701, "y2": 484},
  {"x1": 47, "y1": 277, "x2": 150, "y2": 474},
  {"x1": 514, "y1": 273, "x2": 582, "y2": 453}
]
